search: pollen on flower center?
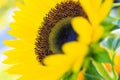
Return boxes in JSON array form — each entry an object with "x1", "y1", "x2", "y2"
[{"x1": 35, "y1": 0, "x2": 88, "y2": 64}]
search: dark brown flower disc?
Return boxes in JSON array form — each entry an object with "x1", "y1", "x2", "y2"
[{"x1": 35, "y1": 0, "x2": 88, "y2": 64}]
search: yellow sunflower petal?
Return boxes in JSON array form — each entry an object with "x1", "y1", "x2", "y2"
[
  {"x1": 71, "y1": 17, "x2": 93, "y2": 44},
  {"x1": 62, "y1": 41, "x2": 88, "y2": 72},
  {"x1": 44, "y1": 54, "x2": 69, "y2": 65},
  {"x1": 97, "y1": 0, "x2": 113, "y2": 23},
  {"x1": 92, "y1": 25, "x2": 104, "y2": 42},
  {"x1": 79, "y1": 0, "x2": 96, "y2": 24},
  {"x1": 80, "y1": 0, "x2": 113, "y2": 25},
  {"x1": 91, "y1": 0, "x2": 102, "y2": 12},
  {"x1": 43, "y1": 54, "x2": 73, "y2": 80},
  {"x1": 44, "y1": 41, "x2": 88, "y2": 78}
]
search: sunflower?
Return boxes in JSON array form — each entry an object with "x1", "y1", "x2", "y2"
[{"x1": 3, "y1": 0, "x2": 113, "y2": 80}]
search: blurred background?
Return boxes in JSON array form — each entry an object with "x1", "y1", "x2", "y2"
[
  {"x1": 0, "y1": 0, "x2": 22, "y2": 80},
  {"x1": 0, "y1": 0, "x2": 120, "y2": 80}
]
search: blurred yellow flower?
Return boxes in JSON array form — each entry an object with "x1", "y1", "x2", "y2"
[
  {"x1": 105, "y1": 54, "x2": 120, "y2": 75},
  {"x1": 0, "y1": 0, "x2": 6, "y2": 8},
  {"x1": 114, "y1": 54, "x2": 120, "y2": 74},
  {"x1": 78, "y1": 69, "x2": 85, "y2": 80}
]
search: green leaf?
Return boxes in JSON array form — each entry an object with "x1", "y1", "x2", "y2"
[
  {"x1": 85, "y1": 61, "x2": 105, "y2": 80},
  {"x1": 93, "y1": 47, "x2": 112, "y2": 64},
  {"x1": 60, "y1": 70, "x2": 73, "y2": 80},
  {"x1": 91, "y1": 44, "x2": 112, "y2": 64},
  {"x1": 102, "y1": 35, "x2": 120, "y2": 51},
  {"x1": 118, "y1": 74, "x2": 120, "y2": 80},
  {"x1": 100, "y1": 16, "x2": 120, "y2": 33},
  {"x1": 101, "y1": 16, "x2": 116, "y2": 31},
  {"x1": 101, "y1": 16, "x2": 115, "y2": 26},
  {"x1": 60, "y1": 70, "x2": 79, "y2": 80}
]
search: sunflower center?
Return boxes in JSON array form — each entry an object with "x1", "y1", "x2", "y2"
[
  {"x1": 35, "y1": 1, "x2": 88, "y2": 63},
  {"x1": 49, "y1": 18, "x2": 77, "y2": 53}
]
